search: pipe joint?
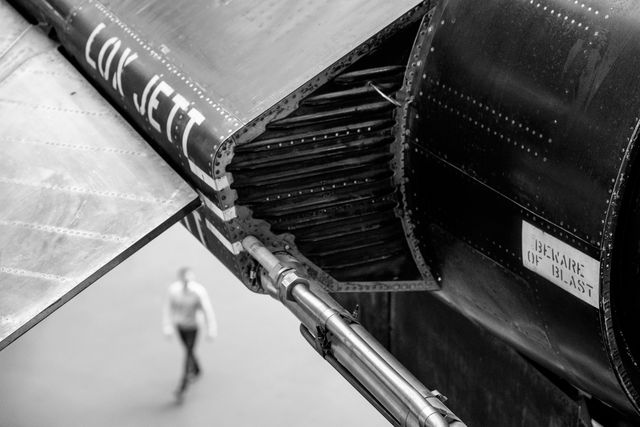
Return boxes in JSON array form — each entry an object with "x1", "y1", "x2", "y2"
[{"x1": 278, "y1": 269, "x2": 309, "y2": 302}]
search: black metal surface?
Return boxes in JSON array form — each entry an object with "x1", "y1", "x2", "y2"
[
  {"x1": 391, "y1": 291, "x2": 588, "y2": 427},
  {"x1": 99, "y1": 0, "x2": 429, "y2": 126},
  {"x1": 397, "y1": 0, "x2": 640, "y2": 415},
  {"x1": 609, "y1": 149, "x2": 640, "y2": 417}
]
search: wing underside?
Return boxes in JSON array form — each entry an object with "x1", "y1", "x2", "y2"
[{"x1": 0, "y1": 3, "x2": 198, "y2": 350}]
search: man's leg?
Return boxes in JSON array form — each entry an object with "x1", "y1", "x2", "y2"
[
  {"x1": 179, "y1": 327, "x2": 200, "y2": 386},
  {"x1": 184, "y1": 328, "x2": 200, "y2": 377},
  {"x1": 190, "y1": 328, "x2": 200, "y2": 376},
  {"x1": 176, "y1": 327, "x2": 192, "y2": 394}
]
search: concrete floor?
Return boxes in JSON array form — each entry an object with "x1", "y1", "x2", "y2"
[{"x1": 0, "y1": 224, "x2": 387, "y2": 427}]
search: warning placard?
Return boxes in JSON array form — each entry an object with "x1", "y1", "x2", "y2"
[{"x1": 521, "y1": 221, "x2": 600, "y2": 308}]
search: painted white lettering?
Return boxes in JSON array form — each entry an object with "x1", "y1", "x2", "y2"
[
  {"x1": 97, "y1": 37, "x2": 118, "y2": 79},
  {"x1": 182, "y1": 108, "x2": 205, "y2": 157},
  {"x1": 147, "y1": 81, "x2": 174, "y2": 132},
  {"x1": 112, "y1": 48, "x2": 137, "y2": 97},
  {"x1": 103, "y1": 39, "x2": 121, "y2": 81},
  {"x1": 522, "y1": 221, "x2": 600, "y2": 308},
  {"x1": 166, "y1": 94, "x2": 188, "y2": 142},
  {"x1": 85, "y1": 23, "x2": 106, "y2": 70},
  {"x1": 133, "y1": 75, "x2": 159, "y2": 116}
]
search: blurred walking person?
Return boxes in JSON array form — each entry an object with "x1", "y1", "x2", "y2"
[{"x1": 163, "y1": 267, "x2": 217, "y2": 400}]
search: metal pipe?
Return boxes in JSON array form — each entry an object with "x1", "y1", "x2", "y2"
[
  {"x1": 300, "y1": 324, "x2": 401, "y2": 427},
  {"x1": 243, "y1": 236, "x2": 288, "y2": 284},
  {"x1": 352, "y1": 324, "x2": 466, "y2": 427},
  {"x1": 292, "y1": 284, "x2": 448, "y2": 427},
  {"x1": 352, "y1": 324, "x2": 430, "y2": 395},
  {"x1": 332, "y1": 338, "x2": 412, "y2": 421},
  {"x1": 241, "y1": 235, "x2": 460, "y2": 427},
  {"x1": 274, "y1": 265, "x2": 460, "y2": 424},
  {"x1": 259, "y1": 268, "x2": 318, "y2": 331}
]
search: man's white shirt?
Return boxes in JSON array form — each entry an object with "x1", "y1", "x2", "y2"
[{"x1": 163, "y1": 281, "x2": 217, "y2": 337}]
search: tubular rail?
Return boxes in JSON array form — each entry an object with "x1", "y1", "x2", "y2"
[{"x1": 242, "y1": 236, "x2": 465, "y2": 427}]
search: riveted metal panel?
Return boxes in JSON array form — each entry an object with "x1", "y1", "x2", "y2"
[
  {"x1": 396, "y1": 0, "x2": 640, "y2": 414},
  {"x1": 0, "y1": 3, "x2": 197, "y2": 349}
]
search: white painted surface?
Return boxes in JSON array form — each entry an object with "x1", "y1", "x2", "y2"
[{"x1": 522, "y1": 221, "x2": 600, "y2": 308}]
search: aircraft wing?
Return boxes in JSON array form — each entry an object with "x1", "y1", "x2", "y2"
[
  {"x1": 0, "y1": 0, "x2": 429, "y2": 347},
  {"x1": 0, "y1": 2, "x2": 468, "y2": 425},
  {"x1": 0, "y1": 3, "x2": 199, "y2": 350}
]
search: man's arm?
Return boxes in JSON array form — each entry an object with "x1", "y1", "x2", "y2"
[
  {"x1": 162, "y1": 286, "x2": 175, "y2": 336},
  {"x1": 197, "y1": 285, "x2": 218, "y2": 339}
]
